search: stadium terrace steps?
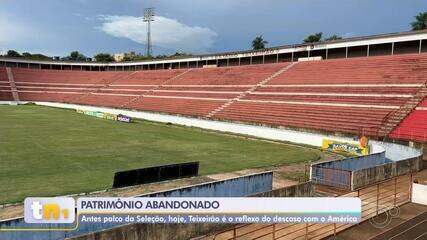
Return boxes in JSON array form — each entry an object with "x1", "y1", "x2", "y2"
[
  {"x1": 242, "y1": 94, "x2": 408, "y2": 106},
  {"x1": 12, "y1": 68, "x2": 132, "y2": 104},
  {"x1": 164, "y1": 64, "x2": 287, "y2": 85},
  {"x1": 64, "y1": 71, "x2": 132, "y2": 103},
  {"x1": 119, "y1": 69, "x2": 188, "y2": 85},
  {"x1": 389, "y1": 97, "x2": 427, "y2": 142},
  {"x1": 267, "y1": 53, "x2": 427, "y2": 85},
  {"x1": 206, "y1": 62, "x2": 297, "y2": 118},
  {"x1": 0, "y1": 68, "x2": 13, "y2": 101},
  {"x1": 6, "y1": 53, "x2": 427, "y2": 142},
  {"x1": 212, "y1": 101, "x2": 387, "y2": 136},
  {"x1": 119, "y1": 68, "x2": 193, "y2": 108},
  {"x1": 126, "y1": 97, "x2": 226, "y2": 117},
  {"x1": 5, "y1": 67, "x2": 19, "y2": 101},
  {"x1": 71, "y1": 94, "x2": 136, "y2": 109},
  {"x1": 379, "y1": 84, "x2": 427, "y2": 137}
]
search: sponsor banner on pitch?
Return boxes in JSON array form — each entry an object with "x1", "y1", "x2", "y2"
[
  {"x1": 76, "y1": 109, "x2": 131, "y2": 123},
  {"x1": 117, "y1": 114, "x2": 132, "y2": 123},
  {"x1": 322, "y1": 138, "x2": 369, "y2": 155}
]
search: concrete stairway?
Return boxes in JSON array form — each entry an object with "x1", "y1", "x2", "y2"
[
  {"x1": 6, "y1": 67, "x2": 20, "y2": 102},
  {"x1": 69, "y1": 71, "x2": 136, "y2": 103},
  {"x1": 120, "y1": 68, "x2": 192, "y2": 108},
  {"x1": 206, "y1": 62, "x2": 297, "y2": 118},
  {"x1": 379, "y1": 83, "x2": 427, "y2": 137}
]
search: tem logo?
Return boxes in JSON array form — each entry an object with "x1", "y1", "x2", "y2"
[{"x1": 24, "y1": 197, "x2": 75, "y2": 223}]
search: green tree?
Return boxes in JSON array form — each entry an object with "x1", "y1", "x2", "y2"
[
  {"x1": 6, "y1": 50, "x2": 21, "y2": 58},
  {"x1": 69, "y1": 51, "x2": 86, "y2": 61},
  {"x1": 252, "y1": 35, "x2": 268, "y2": 50},
  {"x1": 168, "y1": 51, "x2": 192, "y2": 58},
  {"x1": 94, "y1": 53, "x2": 114, "y2": 62},
  {"x1": 30, "y1": 54, "x2": 51, "y2": 61},
  {"x1": 411, "y1": 12, "x2": 427, "y2": 30},
  {"x1": 303, "y1": 32, "x2": 323, "y2": 43},
  {"x1": 22, "y1": 52, "x2": 32, "y2": 58},
  {"x1": 20, "y1": 52, "x2": 51, "y2": 61},
  {"x1": 324, "y1": 34, "x2": 342, "y2": 41}
]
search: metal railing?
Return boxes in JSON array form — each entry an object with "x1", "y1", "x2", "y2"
[
  {"x1": 204, "y1": 174, "x2": 413, "y2": 240},
  {"x1": 379, "y1": 81, "x2": 427, "y2": 138}
]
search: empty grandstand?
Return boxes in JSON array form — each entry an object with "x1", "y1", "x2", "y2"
[
  {"x1": 1, "y1": 28, "x2": 427, "y2": 240},
  {"x1": 1, "y1": 51, "x2": 427, "y2": 143}
]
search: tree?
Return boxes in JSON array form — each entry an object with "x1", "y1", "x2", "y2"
[
  {"x1": 69, "y1": 51, "x2": 86, "y2": 61},
  {"x1": 411, "y1": 12, "x2": 427, "y2": 30},
  {"x1": 168, "y1": 51, "x2": 192, "y2": 58},
  {"x1": 6, "y1": 50, "x2": 21, "y2": 58},
  {"x1": 20, "y1": 52, "x2": 51, "y2": 61},
  {"x1": 252, "y1": 35, "x2": 268, "y2": 50},
  {"x1": 94, "y1": 53, "x2": 114, "y2": 62},
  {"x1": 303, "y1": 32, "x2": 323, "y2": 43},
  {"x1": 22, "y1": 52, "x2": 32, "y2": 58},
  {"x1": 119, "y1": 51, "x2": 194, "y2": 62},
  {"x1": 324, "y1": 34, "x2": 342, "y2": 41},
  {"x1": 29, "y1": 54, "x2": 51, "y2": 61}
]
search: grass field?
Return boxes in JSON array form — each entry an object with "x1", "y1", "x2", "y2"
[{"x1": 0, "y1": 105, "x2": 320, "y2": 204}]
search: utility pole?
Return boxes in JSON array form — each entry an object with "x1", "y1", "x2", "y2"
[{"x1": 143, "y1": 8, "x2": 155, "y2": 57}]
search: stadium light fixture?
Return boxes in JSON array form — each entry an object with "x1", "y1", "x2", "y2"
[{"x1": 143, "y1": 7, "x2": 155, "y2": 57}]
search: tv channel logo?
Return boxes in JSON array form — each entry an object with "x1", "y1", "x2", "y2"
[{"x1": 24, "y1": 197, "x2": 75, "y2": 223}]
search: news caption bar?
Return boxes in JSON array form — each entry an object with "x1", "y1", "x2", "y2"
[{"x1": 24, "y1": 197, "x2": 361, "y2": 225}]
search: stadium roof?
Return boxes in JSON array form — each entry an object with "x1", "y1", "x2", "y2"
[{"x1": 1, "y1": 29, "x2": 427, "y2": 68}]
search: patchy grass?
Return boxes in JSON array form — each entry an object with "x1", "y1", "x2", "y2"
[{"x1": 0, "y1": 105, "x2": 320, "y2": 203}]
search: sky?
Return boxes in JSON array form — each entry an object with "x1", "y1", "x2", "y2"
[{"x1": 0, "y1": 0, "x2": 426, "y2": 57}]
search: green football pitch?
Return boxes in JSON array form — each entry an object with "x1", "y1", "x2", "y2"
[{"x1": 0, "y1": 105, "x2": 320, "y2": 204}]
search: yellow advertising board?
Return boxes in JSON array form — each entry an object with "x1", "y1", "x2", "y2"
[{"x1": 322, "y1": 138, "x2": 369, "y2": 156}]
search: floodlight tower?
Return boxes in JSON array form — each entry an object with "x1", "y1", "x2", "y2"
[{"x1": 143, "y1": 7, "x2": 155, "y2": 57}]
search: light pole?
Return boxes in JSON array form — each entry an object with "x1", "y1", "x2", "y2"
[{"x1": 143, "y1": 8, "x2": 155, "y2": 57}]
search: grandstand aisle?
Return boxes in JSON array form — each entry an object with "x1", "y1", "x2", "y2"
[
  {"x1": 3, "y1": 53, "x2": 427, "y2": 141},
  {"x1": 390, "y1": 98, "x2": 427, "y2": 142},
  {"x1": 0, "y1": 68, "x2": 13, "y2": 100}
]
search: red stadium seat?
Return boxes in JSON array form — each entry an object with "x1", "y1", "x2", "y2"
[{"x1": 8, "y1": 53, "x2": 427, "y2": 142}]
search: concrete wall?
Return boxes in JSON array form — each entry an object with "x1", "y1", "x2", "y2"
[
  {"x1": 412, "y1": 183, "x2": 427, "y2": 205},
  {"x1": 251, "y1": 181, "x2": 314, "y2": 197},
  {"x1": 67, "y1": 182, "x2": 314, "y2": 240},
  {"x1": 311, "y1": 147, "x2": 423, "y2": 190},
  {"x1": 0, "y1": 172, "x2": 273, "y2": 240},
  {"x1": 378, "y1": 141, "x2": 422, "y2": 161},
  {"x1": 351, "y1": 156, "x2": 422, "y2": 190},
  {"x1": 310, "y1": 151, "x2": 388, "y2": 189},
  {"x1": 313, "y1": 152, "x2": 388, "y2": 171},
  {"x1": 143, "y1": 171, "x2": 273, "y2": 197}
]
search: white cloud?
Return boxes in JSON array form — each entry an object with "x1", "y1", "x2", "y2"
[
  {"x1": 0, "y1": 15, "x2": 35, "y2": 45},
  {"x1": 97, "y1": 15, "x2": 217, "y2": 53},
  {"x1": 0, "y1": 13, "x2": 56, "y2": 55}
]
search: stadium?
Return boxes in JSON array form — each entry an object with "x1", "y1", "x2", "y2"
[{"x1": 1, "y1": 3, "x2": 427, "y2": 240}]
